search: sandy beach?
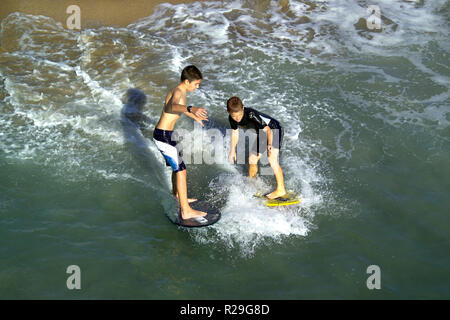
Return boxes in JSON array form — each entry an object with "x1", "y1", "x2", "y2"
[{"x1": 0, "y1": 0, "x2": 203, "y2": 28}]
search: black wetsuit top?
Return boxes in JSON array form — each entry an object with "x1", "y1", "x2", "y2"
[
  {"x1": 228, "y1": 107, "x2": 281, "y2": 131},
  {"x1": 228, "y1": 107, "x2": 283, "y2": 150}
]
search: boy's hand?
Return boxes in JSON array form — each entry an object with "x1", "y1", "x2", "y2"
[
  {"x1": 184, "y1": 107, "x2": 208, "y2": 126},
  {"x1": 191, "y1": 107, "x2": 208, "y2": 121},
  {"x1": 228, "y1": 151, "x2": 236, "y2": 164},
  {"x1": 195, "y1": 117, "x2": 208, "y2": 127}
]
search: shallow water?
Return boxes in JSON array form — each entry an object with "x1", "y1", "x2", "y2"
[{"x1": 0, "y1": 0, "x2": 449, "y2": 299}]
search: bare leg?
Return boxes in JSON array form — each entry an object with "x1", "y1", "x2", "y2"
[
  {"x1": 266, "y1": 149, "x2": 287, "y2": 199},
  {"x1": 176, "y1": 169, "x2": 206, "y2": 220},
  {"x1": 248, "y1": 153, "x2": 261, "y2": 178},
  {"x1": 249, "y1": 164, "x2": 258, "y2": 178},
  {"x1": 173, "y1": 171, "x2": 197, "y2": 203},
  {"x1": 172, "y1": 171, "x2": 177, "y2": 196}
]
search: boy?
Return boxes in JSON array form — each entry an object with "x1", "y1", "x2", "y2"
[
  {"x1": 153, "y1": 65, "x2": 208, "y2": 221},
  {"x1": 227, "y1": 96, "x2": 287, "y2": 200}
]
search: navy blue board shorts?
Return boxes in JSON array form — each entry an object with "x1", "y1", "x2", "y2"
[{"x1": 153, "y1": 128, "x2": 186, "y2": 172}]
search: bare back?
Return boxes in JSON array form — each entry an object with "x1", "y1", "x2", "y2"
[{"x1": 156, "y1": 86, "x2": 186, "y2": 131}]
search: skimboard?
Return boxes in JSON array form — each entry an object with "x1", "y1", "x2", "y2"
[
  {"x1": 254, "y1": 191, "x2": 300, "y2": 207},
  {"x1": 170, "y1": 201, "x2": 221, "y2": 228}
]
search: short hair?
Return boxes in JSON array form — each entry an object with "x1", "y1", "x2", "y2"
[
  {"x1": 227, "y1": 96, "x2": 244, "y2": 113},
  {"x1": 181, "y1": 65, "x2": 203, "y2": 82}
]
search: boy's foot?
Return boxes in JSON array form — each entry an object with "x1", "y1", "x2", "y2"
[
  {"x1": 265, "y1": 190, "x2": 287, "y2": 200},
  {"x1": 181, "y1": 208, "x2": 207, "y2": 221}
]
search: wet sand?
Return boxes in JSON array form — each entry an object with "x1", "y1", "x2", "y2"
[{"x1": 0, "y1": 0, "x2": 203, "y2": 28}]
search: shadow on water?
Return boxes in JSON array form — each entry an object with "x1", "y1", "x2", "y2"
[{"x1": 120, "y1": 88, "x2": 176, "y2": 214}]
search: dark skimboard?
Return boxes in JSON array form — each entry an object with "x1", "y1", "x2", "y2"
[{"x1": 171, "y1": 201, "x2": 221, "y2": 228}]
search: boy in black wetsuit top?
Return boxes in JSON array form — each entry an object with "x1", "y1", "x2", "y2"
[{"x1": 226, "y1": 96, "x2": 287, "y2": 200}]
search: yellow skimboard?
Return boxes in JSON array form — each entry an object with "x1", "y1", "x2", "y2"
[{"x1": 254, "y1": 191, "x2": 301, "y2": 207}]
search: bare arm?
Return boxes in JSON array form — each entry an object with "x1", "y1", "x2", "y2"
[
  {"x1": 263, "y1": 126, "x2": 272, "y2": 146},
  {"x1": 228, "y1": 129, "x2": 239, "y2": 163},
  {"x1": 263, "y1": 126, "x2": 273, "y2": 156},
  {"x1": 167, "y1": 89, "x2": 208, "y2": 120}
]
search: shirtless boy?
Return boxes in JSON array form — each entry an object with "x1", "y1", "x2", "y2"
[{"x1": 153, "y1": 65, "x2": 208, "y2": 221}]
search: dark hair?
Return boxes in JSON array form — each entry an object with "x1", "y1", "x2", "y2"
[
  {"x1": 227, "y1": 96, "x2": 244, "y2": 113},
  {"x1": 181, "y1": 65, "x2": 203, "y2": 82}
]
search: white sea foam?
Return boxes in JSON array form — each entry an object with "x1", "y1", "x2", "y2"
[{"x1": 191, "y1": 173, "x2": 311, "y2": 257}]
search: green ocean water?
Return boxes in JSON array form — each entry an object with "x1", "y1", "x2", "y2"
[{"x1": 0, "y1": 0, "x2": 449, "y2": 299}]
